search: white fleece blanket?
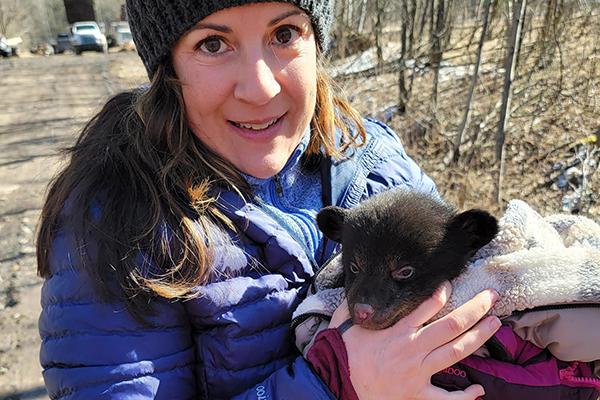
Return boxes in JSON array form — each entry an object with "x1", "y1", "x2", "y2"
[
  {"x1": 293, "y1": 200, "x2": 600, "y2": 337},
  {"x1": 439, "y1": 200, "x2": 600, "y2": 318}
]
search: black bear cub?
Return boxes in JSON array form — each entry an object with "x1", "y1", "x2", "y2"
[{"x1": 316, "y1": 189, "x2": 498, "y2": 330}]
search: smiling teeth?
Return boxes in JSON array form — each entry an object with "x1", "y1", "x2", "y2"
[{"x1": 236, "y1": 118, "x2": 278, "y2": 130}]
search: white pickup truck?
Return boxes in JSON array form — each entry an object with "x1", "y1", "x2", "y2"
[{"x1": 71, "y1": 21, "x2": 108, "y2": 55}]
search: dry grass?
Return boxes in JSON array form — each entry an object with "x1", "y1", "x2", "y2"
[{"x1": 336, "y1": 13, "x2": 600, "y2": 218}]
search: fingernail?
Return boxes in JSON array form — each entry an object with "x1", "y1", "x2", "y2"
[
  {"x1": 489, "y1": 316, "x2": 501, "y2": 331},
  {"x1": 488, "y1": 289, "x2": 499, "y2": 303},
  {"x1": 435, "y1": 281, "x2": 451, "y2": 298}
]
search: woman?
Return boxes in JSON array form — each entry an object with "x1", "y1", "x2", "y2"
[{"x1": 36, "y1": 1, "x2": 501, "y2": 398}]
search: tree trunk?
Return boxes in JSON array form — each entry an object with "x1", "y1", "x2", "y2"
[
  {"x1": 451, "y1": 0, "x2": 493, "y2": 164},
  {"x1": 417, "y1": 0, "x2": 431, "y2": 50},
  {"x1": 407, "y1": 0, "x2": 417, "y2": 96},
  {"x1": 495, "y1": 0, "x2": 527, "y2": 205},
  {"x1": 63, "y1": 0, "x2": 95, "y2": 23},
  {"x1": 335, "y1": 0, "x2": 346, "y2": 58},
  {"x1": 431, "y1": 0, "x2": 446, "y2": 112},
  {"x1": 358, "y1": 0, "x2": 367, "y2": 33},
  {"x1": 375, "y1": 0, "x2": 384, "y2": 70},
  {"x1": 398, "y1": 0, "x2": 409, "y2": 114}
]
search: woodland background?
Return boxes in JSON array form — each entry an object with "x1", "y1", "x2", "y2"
[{"x1": 1, "y1": 0, "x2": 600, "y2": 215}]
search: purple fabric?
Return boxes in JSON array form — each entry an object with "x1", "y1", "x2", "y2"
[{"x1": 432, "y1": 325, "x2": 600, "y2": 400}]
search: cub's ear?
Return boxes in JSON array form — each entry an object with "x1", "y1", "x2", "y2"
[
  {"x1": 316, "y1": 206, "x2": 347, "y2": 242},
  {"x1": 448, "y1": 209, "x2": 498, "y2": 252}
]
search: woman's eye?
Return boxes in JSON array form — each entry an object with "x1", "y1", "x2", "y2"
[
  {"x1": 392, "y1": 265, "x2": 415, "y2": 281},
  {"x1": 273, "y1": 26, "x2": 299, "y2": 45},
  {"x1": 197, "y1": 37, "x2": 227, "y2": 55}
]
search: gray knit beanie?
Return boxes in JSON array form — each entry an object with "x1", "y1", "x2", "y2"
[{"x1": 126, "y1": 0, "x2": 334, "y2": 79}]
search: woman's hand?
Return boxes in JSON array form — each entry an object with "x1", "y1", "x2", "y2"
[{"x1": 329, "y1": 281, "x2": 500, "y2": 400}]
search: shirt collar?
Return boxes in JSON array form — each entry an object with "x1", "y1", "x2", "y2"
[{"x1": 241, "y1": 128, "x2": 311, "y2": 190}]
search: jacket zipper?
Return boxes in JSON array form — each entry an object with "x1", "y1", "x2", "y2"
[
  {"x1": 273, "y1": 174, "x2": 283, "y2": 196},
  {"x1": 289, "y1": 311, "x2": 333, "y2": 332},
  {"x1": 559, "y1": 361, "x2": 600, "y2": 391},
  {"x1": 252, "y1": 174, "x2": 319, "y2": 270}
]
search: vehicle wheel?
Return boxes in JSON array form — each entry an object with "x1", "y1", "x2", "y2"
[{"x1": 75, "y1": 49, "x2": 82, "y2": 55}]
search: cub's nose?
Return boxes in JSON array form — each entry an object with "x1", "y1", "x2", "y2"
[{"x1": 353, "y1": 303, "x2": 374, "y2": 325}]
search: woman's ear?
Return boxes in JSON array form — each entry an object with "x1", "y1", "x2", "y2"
[{"x1": 316, "y1": 206, "x2": 347, "y2": 242}]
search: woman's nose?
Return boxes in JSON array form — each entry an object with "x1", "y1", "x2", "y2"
[{"x1": 234, "y1": 54, "x2": 281, "y2": 105}]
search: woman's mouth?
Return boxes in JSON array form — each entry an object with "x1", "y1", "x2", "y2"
[{"x1": 229, "y1": 115, "x2": 283, "y2": 131}]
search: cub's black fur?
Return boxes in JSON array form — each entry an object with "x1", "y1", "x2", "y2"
[{"x1": 317, "y1": 189, "x2": 498, "y2": 330}]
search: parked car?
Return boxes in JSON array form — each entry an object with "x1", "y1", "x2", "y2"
[
  {"x1": 0, "y1": 36, "x2": 11, "y2": 57},
  {"x1": 70, "y1": 21, "x2": 107, "y2": 54},
  {"x1": 114, "y1": 26, "x2": 135, "y2": 51},
  {"x1": 107, "y1": 22, "x2": 135, "y2": 51},
  {"x1": 53, "y1": 33, "x2": 74, "y2": 54},
  {"x1": 0, "y1": 36, "x2": 20, "y2": 57}
]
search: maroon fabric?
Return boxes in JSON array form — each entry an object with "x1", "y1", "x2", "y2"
[
  {"x1": 432, "y1": 325, "x2": 600, "y2": 400},
  {"x1": 306, "y1": 328, "x2": 360, "y2": 400},
  {"x1": 307, "y1": 325, "x2": 599, "y2": 400}
]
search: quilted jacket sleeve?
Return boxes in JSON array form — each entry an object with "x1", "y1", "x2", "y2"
[
  {"x1": 231, "y1": 357, "x2": 335, "y2": 400},
  {"x1": 39, "y1": 226, "x2": 197, "y2": 400},
  {"x1": 363, "y1": 118, "x2": 438, "y2": 198}
]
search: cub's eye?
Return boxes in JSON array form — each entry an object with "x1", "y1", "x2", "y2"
[
  {"x1": 349, "y1": 263, "x2": 360, "y2": 274},
  {"x1": 392, "y1": 265, "x2": 415, "y2": 281}
]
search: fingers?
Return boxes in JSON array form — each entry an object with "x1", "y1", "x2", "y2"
[
  {"x1": 422, "y1": 384, "x2": 485, "y2": 400},
  {"x1": 423, "y1": 315, "x2": 501, "y2": 373},
  {"x1": 416, "y1": 289, "x2": 498, "y2": 348},
  {"x1": 399, "y1": 281, "x2": 452, "y2": 329}
]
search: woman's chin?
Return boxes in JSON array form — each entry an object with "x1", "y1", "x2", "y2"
[{"x1": 238, "y1": 159, "x2": 287, "y2": 179}]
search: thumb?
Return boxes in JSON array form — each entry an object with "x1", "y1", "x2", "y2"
[
  {"x1": 398, "y1": 281, "x2": 451, "y2": 329},
  {"x1": 422, "y1": 384, "x2": 485, "y2": 400}
]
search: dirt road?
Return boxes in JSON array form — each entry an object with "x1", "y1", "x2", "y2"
[{"x1": 0, "y1": 52, "x2": 146, "y2": 400}]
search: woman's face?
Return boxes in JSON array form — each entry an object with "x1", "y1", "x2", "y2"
[{"x1": 172, "y1": 2, "x2": 318, "y2": 179}]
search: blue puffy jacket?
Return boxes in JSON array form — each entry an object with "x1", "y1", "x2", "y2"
[{"x1": 39, "y1": 118, "x2": 437, "y2": 399}]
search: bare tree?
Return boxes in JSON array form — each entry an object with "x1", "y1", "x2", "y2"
[
  {"x1": 495, "y1": 0, "x2": 527, "y2": 205},
  {"x1": 430, "y1": 0, "x2": 448, "y2": 112},
  {"x1": 451, "y1": 0, "x2": 493, "y2": 164},
  {"x1": 334, "y1": 0, "x2": 347, "y2": 59},
  {"x1": 417, "y1": 0, "x2": 431, "y2": 51},
  {"x1": 357, "y1": 0, "x2": 367, "y2": 33},
  {"x1": 63, "y1": 0, "x2": 95, "y2": 23},
  {"x1": 398, "y1": 0, "x2": 411, "y2": 113},
  {"x1": 374, "y1": 0, "x2": 385, "y2": 69},
  {"x1": 0, "y1": 0, "x2": 29, "y2": 37}
]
